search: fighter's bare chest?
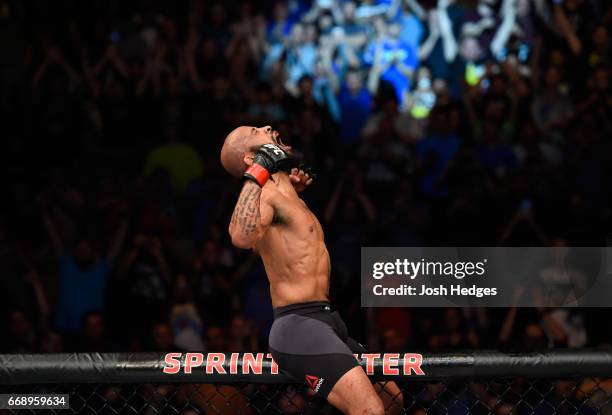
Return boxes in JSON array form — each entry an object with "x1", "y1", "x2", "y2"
[
  {"x1": 276, "y1": 198, "x2": 322, "y2": 235},
  {"x1": 255, "y1": 191, "x2": 327, "y2": 264}
]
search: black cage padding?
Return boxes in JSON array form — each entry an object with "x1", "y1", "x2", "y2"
[{"x1": 1, "y1": 350, "x2": 611, "y2": 385}]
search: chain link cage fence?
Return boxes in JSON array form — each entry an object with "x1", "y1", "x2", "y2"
[
  {"x1": 3, "y1": 378, "x2": 612, "y2": 414},
  {"x1": 1, "y1": 351, "x2": 611, "y2": 414}
]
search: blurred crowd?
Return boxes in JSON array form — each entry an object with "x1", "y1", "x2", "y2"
[{"x1": 1, "y1": 0, "x2": 611, "y2": 355}]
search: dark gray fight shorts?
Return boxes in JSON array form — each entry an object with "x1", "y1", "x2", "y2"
[{"x1": 269, "y1": 301, "x2": 366, "y2": 398}]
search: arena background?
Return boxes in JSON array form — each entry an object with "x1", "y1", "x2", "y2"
[{"x1": 1, "y1": 0, "x2": 612, "y2": 377}]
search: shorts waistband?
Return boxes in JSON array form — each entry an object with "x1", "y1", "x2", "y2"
[{"x1": 273, "y1": 301, "x2": 332, "y2": 319}]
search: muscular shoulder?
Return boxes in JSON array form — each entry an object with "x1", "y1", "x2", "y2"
[{"x1": 261, "y1": 181, "x2": 295, "y2": 226}]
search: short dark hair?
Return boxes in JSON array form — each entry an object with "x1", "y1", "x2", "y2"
[{"x1": 298, "y1": 75, "x2": 313, "y2": 87}]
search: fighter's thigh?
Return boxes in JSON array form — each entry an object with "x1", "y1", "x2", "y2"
[
  {"x1": 345, "y1": 337, "x2": 403, "y2": 414},
  {"x1": 327, "y1": 366, "x2": 385, "y2": 415},
  {"x1": 375, "y1": 381, "x2": 403, "y2": 415}
]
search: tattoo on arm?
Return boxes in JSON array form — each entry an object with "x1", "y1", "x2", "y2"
[{"x1": 230, "y1": 182, "x2": 262, "y2": 239}]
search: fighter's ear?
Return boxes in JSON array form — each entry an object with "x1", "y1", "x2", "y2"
[{"x1": 243, "y1": 152, "x2": 255, "y2": 167}]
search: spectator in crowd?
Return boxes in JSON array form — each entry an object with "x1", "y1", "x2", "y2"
[
  {"x1": 116, "y1": 232, "x2": 171, "y2": 340},
  {"x1": 150, "y1": 322, "x2": 177, "y2": 352},
  {"x1": 336, "y1": 69, "x2": 373, "y2": 144},
  {"x1": 75, "y1": 311, "x2": 116, "y2": 352},
  {"x1": 39, "y1": 191, "x2": 127, "y2": 335},
  {"x1": 429, "y1": 308, "x2": 479, "y2": 351},
  {"x1": 144, "y1": 127, "x2": 204, "y2": 195},
  {"x1": 5, "y1": 310, "x2": 37, "y2": 353},
  {"x1": 169, "y1": 274, "x2": 205, "y2": 351},
  {"x1": 531, "y1": 66, "x2": 573, "y2": 143},
  {"x1": 415, "y1": 105, "x2": 461, "y2": 198}
]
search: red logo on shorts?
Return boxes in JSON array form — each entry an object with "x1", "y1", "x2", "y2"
[{"x1": 305, "y1": 375, "x2": 319, "y2": 390}]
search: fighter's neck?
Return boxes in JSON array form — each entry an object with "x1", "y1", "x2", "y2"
[
  {"x1": 269, "y1": 171, "x2": 293, "y2": 193},
  {"x1": 270, "y1": 171, "x2": 290, "y2": 184}
]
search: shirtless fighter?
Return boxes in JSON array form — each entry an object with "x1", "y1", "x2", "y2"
[{"x1": 221, "y1": 126, "x2": 403, "y2": 415}]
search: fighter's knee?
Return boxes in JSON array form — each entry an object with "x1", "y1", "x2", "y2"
[
  {"x1": 386, "y1": 392, "x2": 404, "y2": 415},
  {"x1": 391, "y1": 390, "x2": 404, "y2": 407},
  {"x1": 377, "y1": 381, "x2": 403, "y2": 415}
]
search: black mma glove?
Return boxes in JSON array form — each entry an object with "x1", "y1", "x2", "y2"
[
  {"x1": 243, "y1": 144, "x2": 291, "y2": 186},
  {"x1": 297, "y1": 162, "x2": 317, "y2": 182}
]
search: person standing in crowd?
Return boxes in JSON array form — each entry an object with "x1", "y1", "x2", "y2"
[{"x1": 39, "y1": 192, "x2": 127, "y2": 341}]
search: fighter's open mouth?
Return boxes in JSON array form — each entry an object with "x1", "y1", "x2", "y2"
[{"x1": 272, "y1": 131, "x2": 289, "y2": 149}]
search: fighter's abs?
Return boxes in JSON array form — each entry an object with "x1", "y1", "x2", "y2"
[{"x1": 257, "y1": 205, "x2": 330, "y2": 305}]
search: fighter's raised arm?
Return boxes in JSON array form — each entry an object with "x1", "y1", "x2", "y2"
[
  {"x1": 222, "y1": 126, "x2": 292, "y2": 249},
  {"x1": 228, "y1": 180, "x2": 272, "y2": 249}
]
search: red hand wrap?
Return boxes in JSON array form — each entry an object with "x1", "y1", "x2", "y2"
[{"x1": 244, "y1": 164, "x2": 270, "y2": 187}]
